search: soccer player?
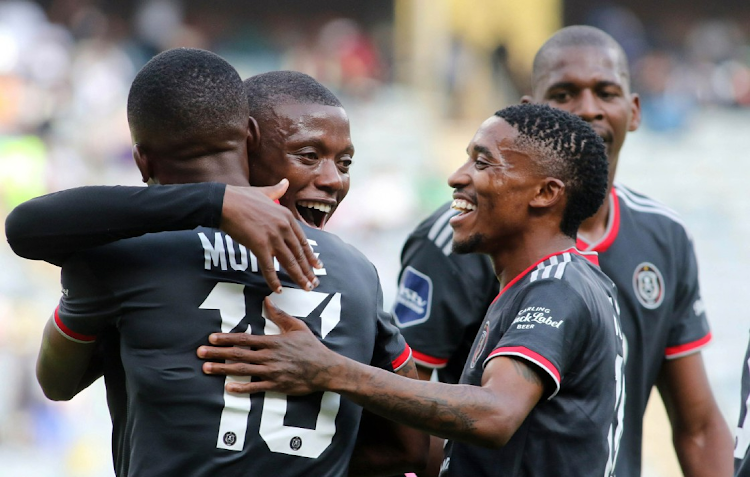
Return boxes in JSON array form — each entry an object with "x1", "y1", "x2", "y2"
[
  {"x1": 735, "y1": 341, "x2": 750, "y2": 475},
  {"x1": 392, "y1": 25, "x2": 732, "y2": 477},
  {"x1": 14, "y1": 49, "x2": 426, "y2": 476},
  {"x1": 197, "y1": 103, "x2": 627, "y2": 477}
]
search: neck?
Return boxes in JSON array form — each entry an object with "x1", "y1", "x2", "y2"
[
  {"x1": 577, "y1": 189, "x2": 611, "y2": 244},
  {"x1": 155, "y1": 152, "x2": 250, "y2": 187},
  {"x1": 490, "y1": 231, "x2": 576, "y2": 290}
]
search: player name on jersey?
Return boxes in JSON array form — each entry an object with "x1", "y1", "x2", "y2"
[{"x1": 198, "y1": 231, "x2": 326, "y2": 276}]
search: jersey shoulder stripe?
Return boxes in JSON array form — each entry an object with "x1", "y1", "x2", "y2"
[
  {"x1": 485, "y1": 345, "x2": 561, "y2": 398},
  {"x1": 53, "y1": 305, "x2": 97, "y2": 343},
  {"x1": 665, "y1": 332, "x2": 712, "y2": 359},
  {"x1": 614, "y1": 183, "x2": 689, "y2": 232},
  {"x1": 529, "y1": 252, "x2": 572, "y2": 282},
  {"x1": 426, "y1": 208, "x2": 458, "y2": 255}
]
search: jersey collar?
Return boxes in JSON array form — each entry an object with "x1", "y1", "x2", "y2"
[
  {"x1": 576, "y1": 187, "x2": 620, "y2": 253},
  {"x1": 491, "y1": 248, "x2": 598, "y2": 304}
]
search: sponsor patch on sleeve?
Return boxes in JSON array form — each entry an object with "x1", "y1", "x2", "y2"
[{"x1": 393, "y1": 266, "x2": 432, "y2": 327}]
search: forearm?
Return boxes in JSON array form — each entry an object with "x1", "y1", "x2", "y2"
[
  {"x1": 6, "y1": 183, "x2": 224, "y2": 264},
  {"x1": 673, "y1": 413, "x2": 733, "y2": 477},
  {"x1": 348, "y1": 360, "x2": 429, "y2": 476},
  {"x1": 327, "y1": 356, "x2": 509, "y2": 448}
]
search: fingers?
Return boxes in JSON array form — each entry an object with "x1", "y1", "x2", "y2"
[
  {"x1": 263, "y1": 297, "x2": 305, "y2": 332},
  {"x1": 259, "y1": 179, "x2": 289, "y2": 201}
]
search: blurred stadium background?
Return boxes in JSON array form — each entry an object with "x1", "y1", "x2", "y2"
[{"x1": 0, "y1": 1, "x2": 749, "y2": 476}]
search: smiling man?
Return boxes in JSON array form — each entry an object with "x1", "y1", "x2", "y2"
[
  {"x1": 6, "y1": 58, "x2": 426, "y2": 476},
  {"x1": 197, "y1": 103, "x2": 626, "y2": 477},
  {"x1": 392, "y1": 25, "x2": 732, "y2": 477},
  {"x1": 242, "y1": 72, "x2": 353, "y2": 230}
]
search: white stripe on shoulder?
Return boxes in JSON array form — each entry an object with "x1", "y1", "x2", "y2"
[
  {"x1": 615, "y1": 184, "x2": 679, "y2": 214},
  {"x1": 434, "y1": 222, "x2": 454, "y2": 249},
  {"x1": 441, "y1": 238, "x2": 453, "y2": 256},
  {"x1": 427, "y1": 208, "x2": 458, "y2": 241},
  {"x1": 617, "y1": 191, "x2": 688, "y2": 230}
]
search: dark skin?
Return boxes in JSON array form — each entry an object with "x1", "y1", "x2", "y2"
[
  {"x1": 197, "y1": 117, "x2": 569, "y2": 450},
  {"x1": 37, "y1": 102, "x2": 428, "y2": 476},
  {"x1": 522, "y1": 43, "x2": 732, "y2": 477}
]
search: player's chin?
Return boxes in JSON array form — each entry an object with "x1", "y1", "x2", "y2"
[{"x1": 451, "y1": 233, "x2": 484, "y2": 255}]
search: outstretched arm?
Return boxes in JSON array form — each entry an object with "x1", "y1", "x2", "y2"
[
  {"x1": 657, "y1": 353, "x2": 733, "y2": 477},
  {"x1": 5, "y1": 181, "x2": 321, "y2": 292},
  {"x1": 198, "y1": 298, "x2": 545, "y2": 448}
]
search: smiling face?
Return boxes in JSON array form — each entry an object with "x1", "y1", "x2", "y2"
[
  {"x1": 528, "y1": 45, "x2": 640, "y2": 183},
  {"x1": 448, "y1": 116, "x2": 544, "y2": 256},
  {"x1": 249, "y1": 102, "x2": 353, "y2": 229}
]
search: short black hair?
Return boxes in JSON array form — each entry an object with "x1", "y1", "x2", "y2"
[
  {"x1": 243, "y1": 71, "x2": 342, "y2": 123},
  {"x1": 127, "y1": 48, "x2": 247, "y2": 145},
  {"x1": 532, "y1": 25, "x2": 630, "y2": 90},
  {"x1": 495, "y1": 103, "x2": 608, "y2": 238}
]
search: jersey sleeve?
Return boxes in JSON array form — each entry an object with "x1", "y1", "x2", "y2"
[
  {"x1": 664, "y1": 233, "x2": 711, "y2": 359},
  {"x1": 55, "y1": 252, "x2": 122, "y2": 342},
  {"x1": 370, "y1": 269, "x2": 411, "y2": 372},
  {"x1": 5, "y1": 183, "x2": 224, "y2": 265},
  {"x1": 485, "y1": 280, "x2": 590, "y2": 399},
  {"x1": 393, "y1": 231, "x2": 497, "y2": 369}
]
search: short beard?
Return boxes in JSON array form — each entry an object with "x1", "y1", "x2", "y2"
[{"x1": 452, "y1": 233, "x2": 485, "y2": 255}]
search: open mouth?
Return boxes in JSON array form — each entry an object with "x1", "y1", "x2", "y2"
[
  {"x1": 297, "y1": 200, "x2": 333, "y2": 228},
  {"x1": 451, "y1": 198, "x2": 476, "y2": 215}
]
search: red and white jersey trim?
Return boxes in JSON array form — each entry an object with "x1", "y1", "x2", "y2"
[
  {"x1": 392, "y1": 345, "x2": 414, "y2": 371},
  {"x1": 665, "y1": 332, "x2": 712, "y2": 359},
  {"x1": 53, "y1": 306, "x2": 97, "y2": 343},
  {"x1": 491, "y1": 248, "x2": 598, "y2": 305},
  {"x1": 411, "y1": 349, "x2": 449, "y2": 369},
  {"x1": 484, "y1": 345, "x2": 561, "y2": 399},
  {"x1": 577, "y1": 188, "x2": 621, "y2": 253}
]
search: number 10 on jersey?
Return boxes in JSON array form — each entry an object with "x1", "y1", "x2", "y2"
[{"x1": 200, "y1": 282, "x2": 342, "y2": 458}]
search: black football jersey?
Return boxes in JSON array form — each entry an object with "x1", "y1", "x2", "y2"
[
  {"x1": 393, "y1": 202, "x2": 499, "y2": 383},
  {"x1": 438, "y1": 249, "x2": 625, "y2": 477},
  {"x1": 55, "y1": 225, "x2": 409, "y2": 477},
  {"x1": 734, "y1": 333, "x2": 750, "y2": 476},
  {"x1": 395, "y1": 184, "x2": 711, "y2": 477}
]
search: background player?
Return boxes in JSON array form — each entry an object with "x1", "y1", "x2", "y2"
[
  {"x1": 197, "y1": 103, "x2": 625, "y2": 477},
  {"x1": 393, "y1": 25, "x2": 732, "y2": 477},
  {"x1": 24, "y1": 49, "x2": 427, "y2": 476}
]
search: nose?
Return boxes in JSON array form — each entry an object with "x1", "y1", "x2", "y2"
[
  {"x1": 574, "y1": 89, "x2": 604, "y2": 123},
  {"x1": 315, "y1": 159, "x2": 345, "y2": 192},
  {"x1": 448, "y1": 160, "x2": 471, "y2": 189}
]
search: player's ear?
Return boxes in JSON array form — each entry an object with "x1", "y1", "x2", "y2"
[
  {"x1": 246, "y1": 116, "x2": 261, "y2": 153},
  {"x1": 529, "y1": 177, "x2": 565, "y2": 209},
  {"x1": 133, "y1": 144, "x2": 153, "y2": 184},
  {"x1": 628, "y1": 93, "x2": 641, "y2": 132}
]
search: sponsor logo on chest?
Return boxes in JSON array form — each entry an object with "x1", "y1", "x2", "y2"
[{"x1": 512, "y1": 306, "x2": 564, "y2": 329}]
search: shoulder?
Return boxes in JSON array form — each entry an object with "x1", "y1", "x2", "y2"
[
  {"x1": 304, "y1": 226, "x2": 380, "y2": 281},
  {"x1": 614, "y1": 183, "x2": 692, "y2": 239}
]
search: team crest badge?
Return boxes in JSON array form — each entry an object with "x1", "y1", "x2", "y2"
[
  {"x1": 633, "y1": 262, "x2": 664, "y2": 309},
  {"x1": 470, "y1": 321, "x2": 491, "y2": 369}
]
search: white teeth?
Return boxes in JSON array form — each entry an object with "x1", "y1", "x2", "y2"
[
  {"x1": 451, "y1": 199, "x2": 476, "y2": 213},
  {"x1": 298, "y1": 201, "x2": 332, "y2": 213}
]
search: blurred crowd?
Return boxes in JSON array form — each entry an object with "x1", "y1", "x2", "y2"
[{"x1": 1, "y1": 1, "x2": 749, "y2": 476}]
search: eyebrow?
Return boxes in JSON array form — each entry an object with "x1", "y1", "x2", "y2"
[
  {"x1": 547, "y1": 80, "x2": 623, "y2": 91},
  {"x1": 471, "y1": 144, "x2": 495, "y2": 158}
]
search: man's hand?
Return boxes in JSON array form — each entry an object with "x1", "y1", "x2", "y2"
[
  {"x1": 221, "y1": 180, "x2": 322, "y2": 293},
  {"x1": 197, "y1": 297, "x2": 338, "y2": 394}
]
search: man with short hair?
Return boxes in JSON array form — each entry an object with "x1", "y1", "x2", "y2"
[
  {"x1": 196, "y1": 103, "x2": 627, "y2": 477},
  {"x1": 392, "y1": 25, "x2": 732, "y2": 477},
  {"x1": 9, "y1": 49, "x2": 426, "y2": 476}
]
